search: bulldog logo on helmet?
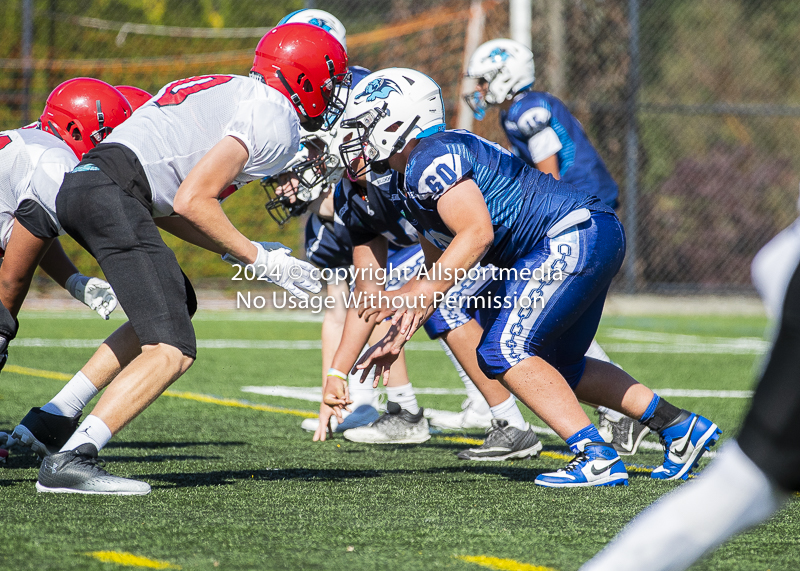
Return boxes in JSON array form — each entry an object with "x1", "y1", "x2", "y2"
[{"x1": 355, "y1": 78, "x2": 402, "y2": 102}]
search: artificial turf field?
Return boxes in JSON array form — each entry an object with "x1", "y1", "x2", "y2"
[{"x1": 1, "y1": 310, "x2": 798, "y2": 571}]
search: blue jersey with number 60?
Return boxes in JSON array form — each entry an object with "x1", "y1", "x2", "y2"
[{"x1": 395, "y1": 130, "x2": 614, "y2": 268}]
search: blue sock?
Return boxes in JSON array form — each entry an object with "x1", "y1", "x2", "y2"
[
  {"x1": 639, "y1": 394, "x2": 661, "y2": 424},
  {"x1": 566, "y1": 424, "x2": 604, "y2": 454}
]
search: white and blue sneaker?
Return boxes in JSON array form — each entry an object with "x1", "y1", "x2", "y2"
[
  {"x1": 535, "y1": 442, "x2": 629, "y2": 488},
  {"x1": 651, "y1": 411, "x2": 721, "y2": 481}
]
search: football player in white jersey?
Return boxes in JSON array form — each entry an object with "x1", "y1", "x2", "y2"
[
  {"x1": 28, "y1": 23, "x2": 348, "y2": 495},
  {"x1": 0, "y1": 79, "x2": 127, "y2": 371}
]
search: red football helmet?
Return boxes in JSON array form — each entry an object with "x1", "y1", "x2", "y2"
[
  {"x1": 115, "y1": 85, "x2": 152, "y2": 112},
  {"x1": 40, "y1": 78, "x2": 132, "y2": 159},
  {"x1": 251, "y1": 23, "x2": 350, "y2": 132}
]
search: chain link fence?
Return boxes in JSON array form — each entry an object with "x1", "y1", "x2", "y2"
[{"x1": 2, "y1": 0, "x2": 798, "y2": 292}]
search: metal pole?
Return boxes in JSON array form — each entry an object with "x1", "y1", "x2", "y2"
[
  {"x1": 624, "y1": 0, "x2": 640, "y2": 293},
  {"x1": 456, "y1": 0, "x2": 485, "y2": 131},
  {"x1": 22, "y1": 0, "x2": 34, "y2": 125},
  {"x1": 510, "y1": 0, "x2": 531, "y2": 49},
  {"x1": 547, "y1": 0, "x2": 565, "y2": 99}
]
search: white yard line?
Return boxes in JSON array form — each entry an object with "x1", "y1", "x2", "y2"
[{"x1": 11, "y1": 328, "x2": 770, "y2": 355}]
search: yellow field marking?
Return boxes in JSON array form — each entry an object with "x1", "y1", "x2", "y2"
[
  {"x1": 5, "y1": 364, "x2": 71, "y2": 381},
  {"x1": 457, "y1": 554, "x2": 558, "y2": 571},
  {"x1": 4, "y1": 364, "x2": 317, "y2": 419},
  {"x1": 86, "y1": 551, "x2": 180, "y2": 569},
  {"x1": 440, "y1": 436, "x2": 484, "y2": 446},
  {"x1": 0, "y1": 365, "x2": 667, "y2": 476},
  {"x1": 162, "y1": 390, "x2": 317, "y2": 418}
]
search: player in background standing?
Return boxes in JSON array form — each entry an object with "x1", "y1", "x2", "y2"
[
  {"x1": 344, "y1": 68, "x2": 720, "y2": 487},
  {"x1": 580, "y1": 213, "x2": 800, "y2": 569},
  {"x1": 465, "y1": 39, "x2": 649, "y2": 456},
  {"x1": 27, "y1": 24, "x2": 346, "y2": 495}
]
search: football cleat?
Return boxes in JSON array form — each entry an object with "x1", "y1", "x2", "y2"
[
  {"x1": 343, "y1": 401, "x2": 431, "y2": 444},
  {"x1": 300, "y1": 404, "x2": 380, "y2": 433},
  {"x1": 426, "y1": 397, "x2": 493, "y2": 431},
  {"x1": 12, "y1": 407, "x2": 81, "y2": 458},
  {"x1": 597, "y1": 410, "x2": 651, "y2": 456},
  {"x1": 651, "y1": 411, "x2": 721, "y2": 481},
  {"x1": 457, "y1": 419, "x2": 542, "y2": 461},
  {"x1": 535, "y1": 442, "x2": 629, "y2": 488},
  {"x1": 37, "y1": 443, "x2": 151, "y2": 495}
]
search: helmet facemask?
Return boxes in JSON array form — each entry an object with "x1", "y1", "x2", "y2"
[
  {"x1": 339, "y1": 102, "x2": 421, "y2": 179},
  {"x1": 274, "y1": 59, "x2": 352, "y2": 133},
  {"x1": 262, "y1": 136, "x2": 340, "y2": 225}
]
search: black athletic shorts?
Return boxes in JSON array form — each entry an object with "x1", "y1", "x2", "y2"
[
  {"x1": 55, "y1": 147, "x2": 197, "y2": 359},
  {"x1": 739, "y1": 257, "x2": 800, "y2": 491}
]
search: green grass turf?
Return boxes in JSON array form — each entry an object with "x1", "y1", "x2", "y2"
[{"x1": 1, "y1": 312, "x2": 798, "y2": 570}]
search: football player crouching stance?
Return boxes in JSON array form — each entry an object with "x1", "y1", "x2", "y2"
[
  {"x1": 20, "y1": 24, "x2": 347, "y2": 495},
  {"x1": 343, "y1": 68, "x2": 721, "y2": 487},
  {"x1": 0, "y1": 78, "x2": 127, "y2": 389}
]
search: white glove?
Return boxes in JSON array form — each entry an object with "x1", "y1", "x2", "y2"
[
  {"x1": 65, "y1": 273, "x2": 118, "y2": 320},
  {"x1": 222, "y1": 241, "x2": 321, "y2": 300}
]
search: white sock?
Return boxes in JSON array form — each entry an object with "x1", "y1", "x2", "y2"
[
  {"x1": 40, "y1": 371, "x2": 98, "y2": 418},
  {"x1": 386, "y1": 383, "x2": 419, "y2": 414},
  {"x1": 597, "y1": 405, "x2": 624, "y2": 422},
  {"x1": 586, "y1": 339, "x2": 613, "y2": 363},
  {"x1": 345, "y1": 345, "x2": 377, "y2": 409},
  {"x1": 438, "y1": 338, "x2": 490, "y2": 413},
  {"x1": 580, "y1": 441, "x2": 790, "y2": 571},
  {"x1": 490, "y1": 395, "x2": 527, "y2": 430},
  {"x1": 348, "y1": 370, "x2": 376, "y2": 409},
  {"x1": 60, "y1": 414, "x2": 113, "y2": 452}
]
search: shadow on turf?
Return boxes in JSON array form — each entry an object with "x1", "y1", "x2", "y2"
[
  {"x1": 105, "y1": 440, "x2": 246, "y2": 450},
  {"x1": 143, "y1": 468, "x2": 386, "y2": 488}
]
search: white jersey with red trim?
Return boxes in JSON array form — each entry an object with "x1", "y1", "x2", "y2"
[
  {"x1": 103, "y1": 74, "x2": 300, "y2": 217},
  {"x1": 0, "y1": 128, "x2": 77, "y2": 250}
]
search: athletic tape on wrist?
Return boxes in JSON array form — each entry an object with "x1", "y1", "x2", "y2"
[{"x1": 327, "y1": 368, "x2": 348, "y2": 381}]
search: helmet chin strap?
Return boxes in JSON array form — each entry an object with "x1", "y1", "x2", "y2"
[
  {"x1": 276, "y1": 69, "x2": 309, "y2": 119},
  {"x1": 46, "y1": 121, "x2": 65, "y2": 141},
  {"x1": 390, "y1": 115, "x2": 420, "y2": 156}
]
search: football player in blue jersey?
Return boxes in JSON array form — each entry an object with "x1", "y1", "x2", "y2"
[
  {"x1": 265, "y1": 104, "x2": 541, "y2": 453},
  {"x1": 342, "y1": 68, "x2": 721, "y2": 487},
  {"x1": 465, "y1": 38, "x2": 650, "y2": 454}
]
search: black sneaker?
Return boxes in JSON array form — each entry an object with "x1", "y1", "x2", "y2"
[
  {"x1": 342, "y1": 401, "x2": 431, "y2": 444},
  {"x1": 597, "y1": 410, "x2": 651, "y2": 456},
  {"x1": 11, "y1": 407, "x2": 81, "y2": 458},
  {"x1": 457, "y1": 419, "x2": 543, "y2": 461},
  {"x1": 37, "y1": 443, "x2": 150, "y2": 495}
]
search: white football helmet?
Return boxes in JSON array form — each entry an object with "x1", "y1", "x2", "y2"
[
  {"x1": 277, "y1": 9, "x2": 347, "y2": 52},
  {"x1": 338, "y1": 68, "x2": 446, "y2": 178},
  {"x1": 465, "y1": 39, "x2": 535, "y2": 120}
]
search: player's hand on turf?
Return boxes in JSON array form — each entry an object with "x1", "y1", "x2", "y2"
[
  {"x1": 313, "y1": 376, "x2": 351, "y2": 442},
  {"x1": 353, "y1": 323, "x2": 406, "y2": 387},
  {"x1": 65, "y1": 273, "x2": 118, "y2": 320}
]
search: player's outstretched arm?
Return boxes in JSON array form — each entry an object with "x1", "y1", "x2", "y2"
[
  {"x1": 172, "y1": 135, "x2": 258, "y2": 263},
  {"x1": 174, "y1": 136, "x2": 320, "y2": 298},
  {"x1": 392, "y1": 180, "x2": 494, "y2": 340},
  {"x1": 38, "y1": 239, "x2": 117, "y2": 319}
]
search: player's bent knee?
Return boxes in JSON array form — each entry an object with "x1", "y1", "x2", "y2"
[{"x1": 141, "y1": 343, "x2": 194, "y2": 374}]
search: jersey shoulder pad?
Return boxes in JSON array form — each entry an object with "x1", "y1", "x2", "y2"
[
  {"x1": 405, "y1": 138, "x2": 472, "y2": 202},
  {"x1": 511, "y1": 96, "x2": 553, "y2": 139}
]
